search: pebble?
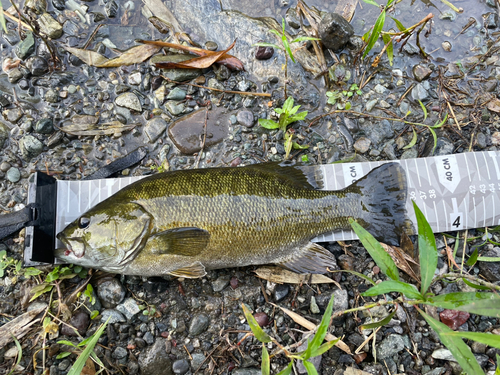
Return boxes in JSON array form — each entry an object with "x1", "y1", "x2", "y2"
[
  {"x1": 236, "y1": 110, "x2": 255, "y2": 127},
  {"x1": 376, "y1": 334, "x2": 406, "y2": 359},
  {"x1": 144, "y1": 332, "x2": 155, "y2": 345},
  {"x1": 205, "y1": 41, "x2": 218, "y2": 51},
  {"x1": 353, "y1": 137, "x2": 371, "y2": 153},
  {"x1": 310, "y1": 296, "x2": 320, "y2": 314},
  {"x1": 365, "y1": 99, "x2": 378, "y2": 111},
  {"x1": 138, "y1": 338, "x2": 172, "y2": 375},
  {"x1": 45, "y1": 89, "x2": 59, "y2": 103},
  {"x1": 411, "y1": 83, "x2": 430, "y2": 101},
  {"x1": 26, "y1": 56, "x2": 49, "y2": 76},
  {"x1": 491, "y1": 132, "x2": 500, "y2": 146},
  {"x1": 3, "y1": 108, "x2": 23, "y2": 123},
  {"x1": 116, "y1": 298, "x2": 141, "y2": 320},
  {"x1": 115, "y1": 92, "x2": 142, "y2": 112},
  {"x1": 35, "y1": 118, "x2": 54, "y2": 134},
  {"x1": 15, "y1": 32, "x2": 35, "y2": 60},
  {"x1": 97, "y1": 278, "x2": 126, "y2": 308},
  {"x1": 167, "y1": 87, "x2": 187, "y2": 101},
  {"x1": 101, "y1": 309, "x2": 126, "y2": 323},
  {"x1": 274, "y1": 284, "x2": 289, "y2": 302},
  {"x1": 19, "y1": 135, "x2": 43, "y2": 160},
  {"x1": 60, "y1": 311, "x2": 89, "y2": 336},
  {"x1": 128, "y1": 71, "x2": 142, "y2": 86},
  {"x1": 0, "y1": 162, "x2": 10, "y2": 172},
  {"x1": 318, "y1": 12, "x2": 354, "y2": 51},
  {"x1": 144, "y1": 117, "x2": 167, "y2": 143},
  {"x1": 6, "y1": 167, "x2": 20, "y2": 183},
  {"x1": 112, "y1": 347, "x2": 128, "y2": 359},
  {"x1": 413, "y1": 64, "x2": 432, "y2": 82},
  {"x1": 255, "y1": 45, "x2": 274, "y2": 60},
  {"x1": 165, "y1": 101, "x2": 185, "y2": 116},
  {"x1": 172, "y1": 359, "x2": 190, "y2": 374},
  {"x1": 212, "y1": 275, "x2": 230, "y2": 292},
  {"x1": 189, "y1": 314, "x2": 210, "y2": 336},
  {"x1": 191, "y1": 353, "x2": 206, "y2": 370}
]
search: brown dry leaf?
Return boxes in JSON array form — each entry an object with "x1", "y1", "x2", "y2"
[
  {"x1": 487, "y1": 98, "x2": 500, "y2": 113},
  {"x1": 254, "y1": 266, "x2": 337, "y2": 284},
  {"x1": 334, "y1": 0, "x2": 358, "y2": 22},
  {"x1": 60, "y1": 121, "x2": 137, "y2": 136},
  {"x1": 139, "y1": 39, "x2": 244, "y2": 70},
  {"x1": 273, "y1": 304, "x2": 351, "y2": 354},
  {"x1": 381, "y1": 242, "x2": 421, "y2": 283},
  {"x1": 65, "y1": 44, "x2": 160, "y2": 68},
  {"x1": 142, "y1": 0, "x2": 183, "y2": 34},
  {"x1": 81, "y1": 357, "x2": 96, "y2": 375}
]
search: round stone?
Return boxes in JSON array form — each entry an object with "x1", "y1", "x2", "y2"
[
  {"x1": 205, "y1": 41, "x2": 218, "y2": 51},
  {"x1": 6, "y1": 167, "x2": 20, "y2": 183},
  {"x1": 19, "y1": 135, "x2": 43, "y2": 160},
  {"x1": 188, "y1": 314, "x2": 209, "y2": 336},
  {"x1": 255, "y1": 45, "x2": 274, "y2": 60},
  {"x1": 172, "y1": 359, "x2": 190, "y2": 374},
  {"x1": 26, "y1": 56, "x2": 49, "y2": 76},
  {"x1": 35, "y1": 118, "x2": 54, "y2": 134},
  {"x1": 236, "y1": 110, "x2": 255, "y2": 128},
  {"x1": 97, "y1": 278, "x2": 126, "y2": 308}
]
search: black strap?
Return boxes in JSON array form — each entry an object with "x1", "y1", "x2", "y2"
[
  {"x1": 0, "y1": 203, "x2": 38, "y2": 239},
  {"x1": 84, "y1": 146, "x2": 148, "y2": 180}
]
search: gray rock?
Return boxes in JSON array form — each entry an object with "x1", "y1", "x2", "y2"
[
  {"x1": 44, "y1": 89, "x2": 59, "y2": 103},
  {"x1": 434, "y1": 137, "x2": 454, "y2": 156},
  {"x1": 165, "y1": 101, "x2": 185, "y2": 116},
  {"x1": 366, "y1": 99, "x2": 378, "y2": 111},
  {"x1": 413, "y1": 64, "x2": 432, "y2": 82},
  {"x1": 97, "y1": 278, "x2": 126, "y2": 308},
  {"x1": 310, "y1": 296, "x2": 320, "y2": 314},
  {"x1": 115, "y1": 92, "x2": 142, "y2": 112},
  {"x1": 236, "y1": 110, "x2": 255, "y2": 128},
  {"x1": 484, "y1": 12, "x2": 499, "y2": 29},
  {"x1": 101, "y1": 309, "x2": 126, "y2": 323},
  {"x1": 3, "y1": 29, "x2": 20, "y2": 45},
  {"x1": 112, "y1": 347, "x2": 128, "y2": 359},
  {"x1": 478, "y1": 248, "x2": 500, "y2": 281},
  {"x1": 116, "y1": 298, "x2": 141, "y2": 320},
  {"x1": 411, "y1": 83, "x2": 430, "y2": 102},
  {"x1": 128, "y1": 71, "x2": 142, "y2": 86},
  {"x1": 189, "y1": 314, "x2": 210, "y2": 336},
  {"x1": 374, "y1": 84, "x2": 387, "y2": 94},
  {"x1": 274, "y1": 284, "x2": 289, "y2": 302},
  {"x1": 144, "y1": 117, "x2": 167, "y2": 143},
  {"x1": 190, "y1": 353, "x2": 206, "y2": 370},
  {"x1": 212, "y1": 275, "x2": 230, "y2": 292},
  {"x1": 232, "y1": 369, "x2": 261, "y2": 375},
  {"x1": 15, "y1": 32, "x2": 35, "y2": 60},
  {"x1": 401, "y1": 147, "x2": 418, "y2": 159},
  {"x1": 61, "y1": 311, "x2": 89, "y2": 336},
  {"x1": 167, "y1": 87, "x2": 187, "y2": 101},
  {"x1": 35, "y1": 118, "x2": 53, "y2": 134},
  {"x1": 432, "y1": 348, "x2": 455, "y2": 361},
  {"x1": 172, "y1": 359, "x2": 190, "y2": 374},
  {"x1": 471, "y1": 341, "x2": 487, "y2": 354},
  {"x1": 6, "y1": 167, "x2": 20, "y2": 183},
  {"x1": 353, "y1": 137, "x2": 371, "y2": 153},
  {"x1": 424, "y1": 367, "x2": 445, "y2": 375},
  {"x1": 0, "y1": 123, "x2": 9, "y2": 148},
  {"x1": 376, "y1": 334, "x2": 405, "y2": 359},
  {"x1": 19, "y1": 135, "x2": 43, "y2": 160},
  {"x1": 144, "y1": 332, "x2": 155, "y2": 345},
  {"x1": 367, "y1": 119, "x2": 393, "y2": 146},
  {"x1": 319, "y1": 12, "x2": 354, "y2": 51},
  {"x1": 3, "y1": 108, "x2": 23, "y2": 123},
  {"x1": 138, "y1": 338, "x2": 173, "y2": 375},
  {"x1": 26, "y1": 56, "x2": 49, "y2": 76}
]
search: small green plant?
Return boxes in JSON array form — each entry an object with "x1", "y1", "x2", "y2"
[
  {"x1": 259, "y1": 96, "x2": 309, "y2": 159},
  {"x1": 0, "y1": 249, "x2": 42, "y2": 279},
  {"x1": 326, "y1": 83, "x2": 363, "y2": 110},
  {"x1": 349, "y1": 202, "x2": 500, "y2": 374},
  {"x1": 79, "y1": 284, "x2": 100, "y2": 320},
  {"x1": 57, "y1": 318, "x2": 110, "y2": 375},
  {"x1": 29, "y1": 265, "x2": 85, "y2": 301},
  {"x1": 138, "y1": 303, "x2": 159, "y2": 318},
  {"x1": 253, "y1": 18, "x2": 319, "y2": 97},
  {"x1": 242, "y1": 296, "x2": 338, "y2": 375},
  {"x1": 464, "y1": 226, "x2": 500, "y2": 267},
  {"x1": 6, "y1": 335, "x2": 22, "y2": 375}
]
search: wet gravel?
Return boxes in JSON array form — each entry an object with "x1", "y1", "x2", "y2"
[{"x1": 0, "y1": 0, "x2": 500, "y2": 374}]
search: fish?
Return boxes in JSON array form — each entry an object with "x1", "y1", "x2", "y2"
[{"x1": 55, "y1": 162, "x2": 408, "y2": 278}]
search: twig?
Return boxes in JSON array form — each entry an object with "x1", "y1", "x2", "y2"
[
  {"x1": 161, "y1": 76, "x2": 271, "y2": 97},
  {"x1": 193, "y1": 106, "x2": 209, "y2": 169},
  {"x1": 432, "y1": 273, "x2": 500, "y2": 292}
]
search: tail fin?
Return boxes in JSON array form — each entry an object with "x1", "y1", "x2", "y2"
[{"x1": 349, "y1": 162, "x2": 408, "y2": 246}]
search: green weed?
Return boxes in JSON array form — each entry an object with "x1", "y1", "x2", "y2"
[
  {"x1": 326, "y1": 83, "x2": 363, "y2": 110},
  {"x1": 0, "y1": 249, "x2": 42, "y2": 280}
]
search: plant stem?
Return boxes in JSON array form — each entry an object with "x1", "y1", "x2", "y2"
[{"x1": 432, "y1": 273, "x2": 500, "y2": 292}]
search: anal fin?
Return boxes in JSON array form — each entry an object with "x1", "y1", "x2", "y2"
[
  {"x1": 168, "y1": 261, "x2": 207, "y2": 279},
  {"x1": 278, "y1": 242, "x2": 338, "y2": 274}
]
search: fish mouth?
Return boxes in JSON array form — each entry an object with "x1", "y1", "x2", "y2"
[{"x1": 56, "y1": 233, "x2": 85, "y2": 259}]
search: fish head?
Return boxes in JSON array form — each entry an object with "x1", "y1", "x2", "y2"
[{"x1": 56, "y1": 202, "x2": 152, "y2": 271}]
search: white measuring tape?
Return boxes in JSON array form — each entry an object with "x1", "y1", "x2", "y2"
[{"x1": 54, "y1": 151, "x2": 500, "y2": 247}]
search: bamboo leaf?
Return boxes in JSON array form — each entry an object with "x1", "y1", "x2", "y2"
[
  {"x1": 391, "y1": 17, "x2": 407, "y2": 33},
  {"x1": 349, "y1": 218, "x2": 399, "y2": 281},
  {"x1": 382, "y1": 34, "x2": 393, "y2": 66},
  {"x1": 304, "y1": 295, "x2": 335, "y2": 359},
  {"x1": 418, "y1": 308, "x2": 484, "y2": 375},
  {"x1": 423, "y1": 292, "x2": 500, "y2": 317},
  {"x1": 241, "y1": 304, "x2": 272, "y2": 343},
  {"x1": 276, "y1": 363, "x2": 293, "y2": 375},
  {"x1": 308, "y1": 339, "x2": 339, "y2": 358},
  {"x1": 361, "y1": 307, "x2": 398, "y2": 330},
  {"x1": 403, "y1": 128, "x2": 418, "y2": 150},
  {"x1": 418, "y1": 100, "x2": 428, "y2": 120},
  {"x1": 262, "y1": 345, "x2": 270, "y2": 375},
  {"x1": 413, "y1": 201, "x2": 437, "y2": 295},
  {"x1": 441, "y1": 331, "x2": 500, "y2": 349},
  {"x1": 283, "y1": 38, "x2": 295, "y2": 63},
  {"x1": 363, "y1": 11, "x2": 386, "y2": 58},
  {"x1": 361, "y1": 280, "x2": 423, "y2": 300}
]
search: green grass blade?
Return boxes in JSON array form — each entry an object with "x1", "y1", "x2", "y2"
[
  {"x1": 429, "y1": 127, "x2": 438, "y2": 155},
  {"x1": 362, "y1": 0, "x2": 380, "y2": 5},
  {"x1": 391, "y1": 17, "x2": 407, "y2": 33},
  {"x1": 440, "y1": 0, "x2": 460, "y2": 12},
  {"x1": 403, "y1": 128, "x2": 418, "y2": 150},
  {"x1": 431, "y1": 113, "x2": 448, "y2": 129},
  {"x1": 291, "y1": 36, "x2": 321, "y2": 43},
  {"x1": 269, "y1": 29, "x2": 282, "y2": 38},
  {"x1": 466, "y1": 247, "x2": 479, "y2": 266},
  {"x1": 283, "y1": 38, "x2": 295, "y2": 63},
  {"x1": 302, "y1": 360, "x2": 319, "y2": 375},
  {"x1": 418, "y1": 100, "x2": 428, "y2": 120},
  {"x1": 441, "y1": 331, "x2": 500, "y2": 349},
  {"x1": 413, "y1": 201, "x2": 437, "y2": 295},
  {"x1": 286, "y1": 111, "x2": 308, "y2": 126},
  {"x1": 276, "y1": 362, "x2": 293, "y2": 375},
  {"x1": 496, "y1": 354, "x2": 500, "y2": 375},
  {"x1": 462, "y1": 278, "x2": 490, "y2": 290},
  {"x1": 262, "y1": 345, "x2": 270, "y2": 375},
  {"x1": 241, "y1": 304, "x2": 272, "y2": 343},
  {"x1": 418, "y1": 308, "x2": 484, "y2": 375},
  {"x1": 382, "y1": 34, "x2": 393, "y2": 66},
  {"x1": 308, "y1": 339, "x2": 339, "y2": 357},
  {"x1": 363, "y1": 11, "x2": 386, "y2": 58},
  {"x1": 423, "y1": 292, "x2": 500, "y2": 317},
  {"x1": 360, "y1": 307, "x2": 398, "y2": 330},
  {"x1": 349, "y1": 218, "x2": 399, "y2": 281},
  {"x1": 292, "y1": 142, "x2": 309, "y2": 150},
  {"x1": 304, "y1": 295, "x2": 335, "y2": 359},
  {"x1": 258, "y1": 119, "x2": 280, "y2": 129},
  {"x1": 361, "y1": 280, "x2": 423, "y2": 300},
  {"x1": 7, "y1": 335, "x2": 22, "y2": 375},
  {"x1": 67, "y1": 318, "x2": 110, "y2": 375},
  {"x1": 477, "y1": 257, "x2": 500, "y2": 262}
]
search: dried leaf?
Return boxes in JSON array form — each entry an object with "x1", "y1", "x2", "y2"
[
  {"x1": 487, "y1": 98, "x2": 500, "y2": 113},
  {"x1": 142, "y1": 0, "x2": 183, "y2": 34},
  {"x1": 65, "y1": 44, "x2": 160, "y2": 68},
  {"x1": 254, "y1": 266, "x2": 337, "y2": 284},
  {"x1": 156, "y1": 40, "x2": 236, "y2": 69},
  {"x1": 273, "y1": 304, "x2": 351, "y2": 354},
  {"x1": 81, "y1": 357, "x2": 96, "y2": 375},
  {"x1": 381, "y1": 243, "x2": 421, "y2": 283},
  {"x1": 60, "y1": 121, "x2": 137, "y2": 136},
  {"x1": 139, "y1": 39, "x2": 244, "y2": 71}
]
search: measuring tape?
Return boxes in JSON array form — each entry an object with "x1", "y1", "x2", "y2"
[{"x1": 52, "y1": 151, "x2": 500, "y2": 247}]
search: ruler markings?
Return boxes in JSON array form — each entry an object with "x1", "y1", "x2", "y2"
[
  {"x1": 483, "y1": 152, "x2": 491, "y2": 180},
  {"x1": 473, "y1": 196, "x2": 477, "y2": 228},
  {"x1": 493, "y1": 194, "x2": 496, "y2": 227},
  {"x1": 414, "y1": 158, "x2": 422, "y2": 187},
  {"x1": 423, "y1": 157, "x2": 431, "y2": 184},
  {"x1": 473, "y1": 152, "x2": 481, "y2": 181},
  {"x1": 483, "y1": 196, "x2": 486, "y2": 228},
  {"x1": 443, "y1": 200, "x2": 448, "y2": 229},
  {"x1": 433, "y1": 201, "x2": 439, "y2": 232},
  {"x1": 463, "y1": 153, "x2": 472, "y2": 182}
]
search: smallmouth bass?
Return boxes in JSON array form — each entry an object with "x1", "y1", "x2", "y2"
[{"x1": 56, "y1": 162, "x2": 408, "y2": 278}]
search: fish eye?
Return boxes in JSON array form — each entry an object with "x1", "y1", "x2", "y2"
[{"x1": 78, "y1": 217, "x2": 90, "y2": 229}]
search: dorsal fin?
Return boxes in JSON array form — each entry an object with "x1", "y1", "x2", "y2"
[{"x1": 243, "y1": 161, "x2": 323, "y2": 190}]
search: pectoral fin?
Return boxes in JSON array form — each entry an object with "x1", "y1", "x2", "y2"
[
  {"x1": 148, "y1": 227, "x2": 210, "y2": 256},
  {"x1": 168, "y1": 261, "x2": 206, "y2": 278},
  {"x1": 278, "y1": 242, "x2": 338, "y2": 274}
]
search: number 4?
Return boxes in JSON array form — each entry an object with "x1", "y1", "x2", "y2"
[{"x1": 453, "y1": 216, "x2": 461, "y2": 228}]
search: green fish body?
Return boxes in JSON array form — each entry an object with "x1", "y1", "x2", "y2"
[{"x1": 56, "y1": 162, "x2": 407, "y2": 278}]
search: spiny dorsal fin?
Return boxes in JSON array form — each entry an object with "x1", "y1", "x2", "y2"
[
  {"x1": 278, "y1": 242, "x2": 337, "y2": 274},
  {"x1": 148, "y1": 227, "x2": 210, "y2": 256},
  {"x1": 244, "y1": 161, "x2": 323, "y2": 190},
  {"x1": 168, "y1": 261, "x2": 206, "y2": 278}
]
